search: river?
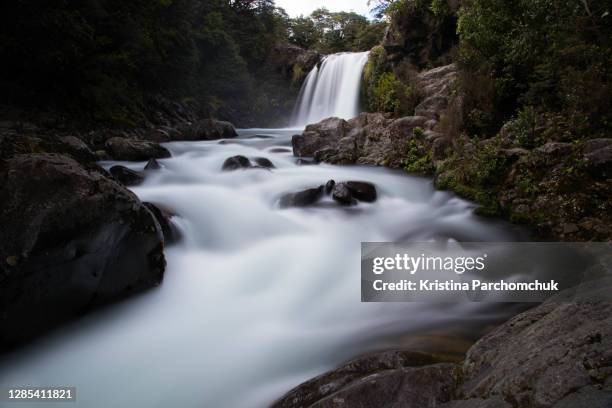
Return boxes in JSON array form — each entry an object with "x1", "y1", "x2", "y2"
[{"x1": 0, "y1": 127, "x2": 527, "y2": 408}]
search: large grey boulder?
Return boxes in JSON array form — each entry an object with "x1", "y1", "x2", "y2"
[
  {"x1": 0, "y1": 154, "x2": 165, "y2": 346},
  {"x1": 273, "y1": 350, "x2": 452, "y2": 408},
  {"x1": 292, "y1": 113, "x2": 430, "y2": 168},
  {"x1": 460, "y1": 301, "x2": 612, "y2": 407}
]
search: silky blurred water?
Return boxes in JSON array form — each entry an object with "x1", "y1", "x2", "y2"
[
  {"x1": 291, "y1": 52, "x2": 369, "y2": 126},
  {"x1": 0, "y1": 129, "x2": 525, "y2": 408}
]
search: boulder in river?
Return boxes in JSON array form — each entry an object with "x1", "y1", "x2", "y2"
[
  {"x1": 279, "y1": 186, "x2": 325, "y2": 208},
  {"x1": 109, "y1": 165, "x2": 144, "y2": 186},
  {"x1": 253, "y1": 157, "x2": 275, "y2": 169},
  {"x1": 222, "y1": 155, "x2": 251, "y2": 171},
  {"x1": 331, "y1": 181, "x2": 377, "y2": 205},
  {"x1": 459, "y1": 300, "x2": 612, "y2": 407},
  {"x1": 144, "y1": 202, "x2": 181, "y2": 245},
  {"x1": 144, "y1": 158, "x2": 162, "y2": 170},
  {"x1": 176, "y1": 119, "x2": 238, "y2": 141},
  {"x1": 0, "y1": 154, "x2": 165, "y2": 346},
  {"x1": 273, "y1": 350, "x2": 456, "y2": 408},
  {"x1": 331, "y1": 183, "x2": 355, "y2": 206},
  {"x1": 325, "y1": 179, "x2": 336, "y2": 194},
  {"x1": 58, "y1": 136, "x2": 97, "y2": 162},
  {"x1": 345, "y1": 181, "x2": 377, "y2": 202},
  {"x1": 105, "y1": 137, "x2": 171, "y2": 161}
]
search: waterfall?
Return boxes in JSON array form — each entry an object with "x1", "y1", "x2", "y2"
[{"x1": 291, "y1": 52, "x2": 370, "y2": 127}]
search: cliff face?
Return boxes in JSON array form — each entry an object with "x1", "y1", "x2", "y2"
[{"x1": 382, "y1": 0, "x2": 461, "y2": 68}]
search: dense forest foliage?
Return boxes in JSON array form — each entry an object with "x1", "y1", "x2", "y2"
[
  {"x1": 287, "y1": 8, "x2": 385, "y2": 54},
  {"x1": 368, "y1": 0, "x2": 612, "y2": 141},
  {"x1": 0, "y1": 0, "x2": 385, "y2": 127}
]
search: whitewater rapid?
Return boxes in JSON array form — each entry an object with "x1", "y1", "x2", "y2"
[{"x1": 0, "y1": 129, "x2": 525, "y2": 408}]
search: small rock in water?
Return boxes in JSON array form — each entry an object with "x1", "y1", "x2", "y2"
[
  {"x1": 110, "y1": 165, "x2": 144, "y2": 186},
  {"x1": 269, "y1": 148, "x2": 292, "y2": 153},
  {"x1": 144, "y1": 202, "x2": 181, "y2": 245},
  {"x1": 144, "y1": 158, "x2": 161, "y2": 170},
  {"x1": 332, "y1": 183, "x2": 355, "y2": 206},
  {"x1": 248, "y1": 134, "x2": 274, "y2": 139},
  {"x1": 279, "y1": 186, "x2": 324, "y2": 208},
  {"x1": 254, "y1": 157, "x2": 275, "y2": 169},
  {"x1": 345, "y1": 181, "x2": 377, "y2": 202},
  {"x1": 218, "y1": 140, "x2": 244, "y2": 145},
  {"x1": 222, "y1": 155, "x2": 251, "y2": 171},
  {"x1": 325, "y1": 180, "x2": 336, "y2": 194}
]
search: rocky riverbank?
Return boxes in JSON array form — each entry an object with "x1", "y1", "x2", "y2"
[
  {"x1": 275, "y1": 293, "x2": 612, "y2": 408},
  {"x1": 292, "y1": 63, "x2": 612, "y2": 241},
  {"x1": 0, "y1": 110, "x2": 238, "y2": 348}
]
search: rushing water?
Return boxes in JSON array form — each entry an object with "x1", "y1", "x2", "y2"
[
  {"x1": 0, "y1": 130, "x2": 526, "y2": 408},
  {"x1": 0, "y1": 53, "x2": 526, "y2": 407},
  {"x1": 291, "y1": 52, "x2": 370, "y2": 126}
]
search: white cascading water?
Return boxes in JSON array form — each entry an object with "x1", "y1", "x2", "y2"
[
  {"x1": 0, "y1": 53, "x2": 525, "y2": 408},
  {"x1": 291, "y1": 52, "x2": 370, "y2": 126}
]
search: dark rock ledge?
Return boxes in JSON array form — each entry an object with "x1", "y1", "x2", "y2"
[{"x1": 274, "y1": 299, "x2": 612, "y2": 408}]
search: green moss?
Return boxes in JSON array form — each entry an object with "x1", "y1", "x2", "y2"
[{"x1": 404, "y1": 139, "x2": 434, "y2": 173}]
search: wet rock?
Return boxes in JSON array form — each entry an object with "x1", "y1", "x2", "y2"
[
  {"x1": 58, "y1": 136, "x2": 97, "y2": 162},
  {"x1": 279, "y1": 186, "x2": 324, "y2": 208},
  {"x1": 144, "y1": 158, "x2": 161, "y2": 170},
  {"x1": 105, "y1": 137, "x2": 171, "y2": 161},
  {"x1": 247, "y1": 134, "x2": 274, "y2": 139},
  {"x1": 584, "y1": 145, "x2": 612, "y2": 178},
  {"x1": 253, "y1": 157, "x2": 275, "y2": 169},
  {"x1": 325, "y1": 180, "x2": 336, "y2": 194},
  {"x1": 346, "y1": 181, "x2": 377, "y2": 202},
  {"x1": 222, "y1": 155, "x2": 251, "y2": 171},
  {"x1": 551, "y1": 386, "x2": 612, "y2": 408},
  {"x1": 460, "y1": 301, "x2": 612, "y2": 407},
  {"x1": 439, "y1": 397, "x2": 512, "y2": 408},
  {"x1": 269, "y1": 147, "x2": 292, "y2": 153},
  {"x1": 109, "y1": 165, "x2": 144, "y2": 186},
  {"x1": 292, "y1": 112, "x2": 437, "y2": 168},
  {"x1": 273, "y1": 350, "x2": 454, "y2": 408},
  {"x1": 144, "y1": 203, "x2": 180, "y2": 245},
  {"x1": 292, "y1": 117, "x2": 349, "y2": 157},
  {"x1": 331, "y1": 183, "x2": 354, "y2": 206},
  {"x1": 176, "y1": 119, "x2": 237, "y2": 141},
  {"x1": 0, "y1": 154, "x2": 165, "y2": 346},
  {"x1": 146, "y1": 128, "x2": 172, "y2": 143},
  {"x1": 311, "y1": 364, "x2": 458, "y2": 408}
]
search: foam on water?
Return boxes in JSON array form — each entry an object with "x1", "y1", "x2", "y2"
[{"x1": 0, "y1": 130, "x2": 525, "y2": 408}]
